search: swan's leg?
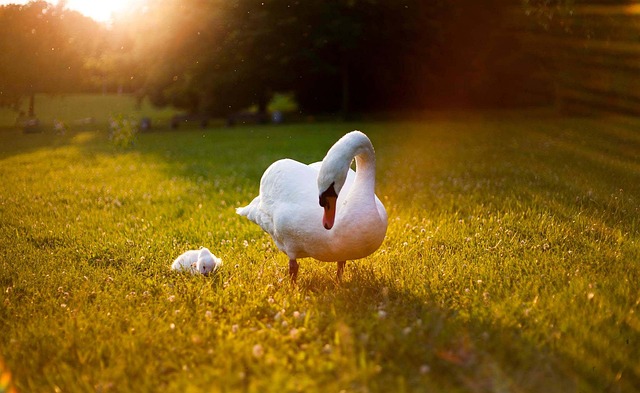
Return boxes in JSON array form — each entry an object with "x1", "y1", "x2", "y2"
[
  {"x1": 337, "y1": 261, "x2": 346, "y2": 281},
  {"x1": 289, "y1": 259, "x2": 299, "y2": 282}
]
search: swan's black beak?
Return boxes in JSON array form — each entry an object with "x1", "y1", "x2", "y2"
[{"x1": 319, "y1": 183, "x2": 338, "y2": 230}]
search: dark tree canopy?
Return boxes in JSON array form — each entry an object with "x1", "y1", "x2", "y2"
[
  {"x1": 122, "y1": 0, "x2": 544, "y2": 116},
  {"x1": 112, "y1": 0, "x2": 452, "y2": 116},
  {"x1": 0, "y1": 1, "x2": 103, "y2": 114},
  {"x1": 1, "y1": 0, "x2": 557, "y2": 117}
]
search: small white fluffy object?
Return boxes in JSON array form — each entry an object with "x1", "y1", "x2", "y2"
[{"x1": 171, "y1": 247, "x2": 222, "y2": 275}]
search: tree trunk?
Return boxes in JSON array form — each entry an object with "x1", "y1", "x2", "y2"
[
  {"x1": 257, "y1": 90, "x2": 269, "y2": 124},
  {"x1": 28, "y1": 92, "x2": 35, "y2": 118},
  {"x1": 341, "y1": 54, "x2": 350, "y2": 120}
]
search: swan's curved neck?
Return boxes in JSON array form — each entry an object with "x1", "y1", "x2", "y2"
[
  {"x1": 318, "y1": 131, "x2": 376, "y2": 198},
  {"x1": 352, "y1": 144, "x2": 376, "y2": 197}
]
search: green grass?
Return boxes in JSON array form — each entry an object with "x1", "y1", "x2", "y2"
[
  {"x1": 0, "y1": 92, "x2": 298, "y2": 130},
  {"x1": 1, "y1": 113, "x2": 639, "y2": 392},
  {"x1": 0, "y1": 94, "x2": 176, "y2": 129}
]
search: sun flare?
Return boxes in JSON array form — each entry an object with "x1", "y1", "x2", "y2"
[{"x1": 64, "y1": 0, "x2": 141, "y2": 23}]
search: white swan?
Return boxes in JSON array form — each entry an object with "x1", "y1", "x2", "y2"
[
  {"x1": 171, "y1": 247, "x2": 222, "y2": 275},
  {"x1": 237, "y1": 131, "x2": 387, "y2": 281}
]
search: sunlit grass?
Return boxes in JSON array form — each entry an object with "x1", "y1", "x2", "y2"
[
  {"x1": 0, "y1": 93, "x2": 298, "y2": 130},
  {"x1": 1, "y1": 114, "x2": 639, "y2": 392},
  {"x1": 0, "y1": 94, "x2": 176, "y2": 129}
]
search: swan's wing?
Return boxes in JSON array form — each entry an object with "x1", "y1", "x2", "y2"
[{"x1": 237, "y1": 159, "x2": 319, "y2": 248}]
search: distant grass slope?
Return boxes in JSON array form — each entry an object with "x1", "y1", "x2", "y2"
[
  {"x1": 0, "y1": 94, "x2": 176, "y2": 129},
  {"x1": 0, "y1": 115, "x2": 639, "y2": 392},
  {"x1": 0, "y1": 93, "x2": 298, "y2": 130}
]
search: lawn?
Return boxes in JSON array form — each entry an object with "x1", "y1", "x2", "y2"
[
  {"x1": 0, "y1": 93, "x2": 297, "y2": 130},
  {"x1": 0, "y1": 94, "x2": 179, "y2": 130},
  {"x1": 1, "y1": 112, "x2": 639, "y2": 392}
]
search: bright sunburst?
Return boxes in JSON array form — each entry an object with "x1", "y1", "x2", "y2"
[
  {"x1": 0, "y1": 0, "x2": 141, "y2": 22},
  {"x1": 63, "y1": 0, "x2": 141, "y2": 22}
]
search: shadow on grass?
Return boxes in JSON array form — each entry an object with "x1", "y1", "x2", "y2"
[
  {"x1": 0, "y1": 127, "x2": 79, "y2": 160},
  {"x1": 292, "y1": 262, "x2": 578, "y2": 392}
]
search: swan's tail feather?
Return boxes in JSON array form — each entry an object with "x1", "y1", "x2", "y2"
[
  {"x1": 236, "y1": 196, "x2": 275, "y2": 235},
  {"x1": 236, "y1": 196, "x2": 259, "y2": 217}
]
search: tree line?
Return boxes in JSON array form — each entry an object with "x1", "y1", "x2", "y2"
[{"x1": 1, "y1": 0, "x2": 553, "y2": 119}]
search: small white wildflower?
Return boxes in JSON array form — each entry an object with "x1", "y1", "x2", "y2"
[
  {"x1": 377, "y1": 310, "x2": 387, "y2": 319},
  {"x1": 167, "y1": 295, "x2": 176, "y2": 302},
  {"x1": 170, "y1": 323, "x2": 176, "y2": 330},
  {"x1": 252, "y1": 344, "x2": 264, "y2": 358},
  {"x1": 420, "y1": 365, "x2": 431, "y2": 374}
]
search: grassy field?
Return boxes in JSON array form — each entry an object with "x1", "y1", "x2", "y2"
[
  {"x1": 0, "y1": 94, "x2": 178, "y2": 130},
  {"x1": 1, "y1": 112, "x2": 639, "y2": 392},
  {"x1": 0, "y1": 93, "x2": 297, "y2": 130}
]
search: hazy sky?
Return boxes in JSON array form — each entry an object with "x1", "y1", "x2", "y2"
[{"x1": 0, "y1": 0, "x2": 135, "y2": 22}]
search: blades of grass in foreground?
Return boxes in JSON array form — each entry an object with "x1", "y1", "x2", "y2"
[{"x1": 1, "y1": 116, "x2": 639, "y2": 392}]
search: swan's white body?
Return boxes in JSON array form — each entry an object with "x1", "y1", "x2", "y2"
[
  {"x1": 237, "y1": 131, "x2": 387, "y2": 279},
  {"x1": 171, "y1": 247, "x2": 222, "y2": 275}
]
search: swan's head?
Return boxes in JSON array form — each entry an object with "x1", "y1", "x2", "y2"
[
  {"x1": 319, "y1": 181, "x2": 339, "y2": 230},
  {"x1": 196, "y1": 247, "x2": 221, "y2": 276},
  {"x1": 318, "y1": 157, "x2": 350, "y2": 231},
  {"x1": 318, "y1": 131, "x2": 373, "y2": 230}
]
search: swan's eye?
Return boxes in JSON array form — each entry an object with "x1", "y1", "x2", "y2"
[{"x1": 319, "y1": 182, "x2": 337, "y2": 207}]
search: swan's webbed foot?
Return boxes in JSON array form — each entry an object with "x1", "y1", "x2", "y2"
[
  {"x1": 289, "y1": 259, "x2": 299, "y2": 282},
  {"x1": 337, "y1": 261, "x2": 346, "y2": 281}
]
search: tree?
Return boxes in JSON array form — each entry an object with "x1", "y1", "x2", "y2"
[
  {"x1": 0, "y1": 1, "x2": 103, "y2": 116},
  {"x1": 115, "y1": 0, "x2": 301, "y2": 117},
  {"x1": 110, "y1": 0, "x2": 544, "y2": 117},
  {"x1": 113, "y1": 0, "x2": 443, "y2": 117},
  {"x1": 290, "y1": 0, "x2": 443, "y2": 115}
]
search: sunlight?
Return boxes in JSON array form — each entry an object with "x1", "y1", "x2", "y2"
[{"x1": 64, "y1": 0, "x2": 142, "y2": 22}]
